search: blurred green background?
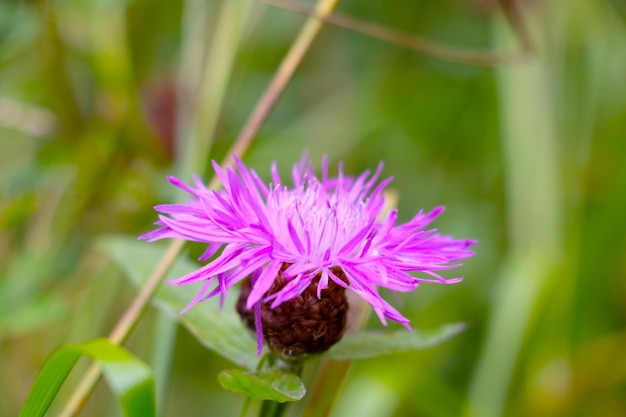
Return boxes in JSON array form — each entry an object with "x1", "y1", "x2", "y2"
[{"x1": 2, "y1": 0, "x2": 626, "y2": 416}]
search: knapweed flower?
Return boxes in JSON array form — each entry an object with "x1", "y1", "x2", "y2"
[{"x1": 140, "y1": 156, "x2": 476, "y2": 359}]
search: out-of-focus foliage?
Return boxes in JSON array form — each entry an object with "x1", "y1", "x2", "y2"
[
  {"x1": 19, "y1": 338, "x2": 155, "y2": 417},
  {"x1": 2, "y1": 0, "x2": 626, "y2": 416},
  {"x1": 101, "y1": 236, "x2": 259, "y2": 370}
]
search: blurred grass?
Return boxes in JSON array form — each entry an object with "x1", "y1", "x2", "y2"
[{"x1": 2, "y1": 0, "x2": 626, "y2": 416}]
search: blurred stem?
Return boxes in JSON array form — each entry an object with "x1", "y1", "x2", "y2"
[
  {"x1": 86, "y1": 4, "x2": 165, "y2": 160},
  {"x1": 87, "y1": 5, "x2": 133, "y2": 116},
  {"x1": 464, "y1": 3, "x2": 563, "y2": 417},
  {"x1": 301, "y1": 360, "x2": 351, "y2": 417},
  {"x1": 176, "y1": 0, "x2": 254, "y2": 182},
  {"x1": 300, "y1": 292, "x2": 369, "y2": 417},
  {"x1": 151, "y1": 309, "x2": 178, "y2": 414},
  {"x1": 238, "y1": 397, "x2": 253, "y2": 417},
  {"x1": 302, "y1": 296, "x2": 368, "y2": 417},
  {"x1": 263, "y1": 0, "x2": 535, "y2": 66},
  {"x1": 151, "y1": 1, "x2": 255, "y2": 412},
  {"x1": 259, "y1": 400, "x2": 289, "y2": 417},
  {"x1": 36, "y1": 1, "x2": 83, "y2": 136},
  {"x1": 216, "y1": 0, "x2": 341, "y2": 180}
]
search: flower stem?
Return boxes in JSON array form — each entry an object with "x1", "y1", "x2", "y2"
[
  {"x1": 301, "y1": 360, "x2": 351, "y2": 417},
  {"x1": 238, "y1": 397, "x2": 254, "y2": 417},
  {"x1": 260, "y1": 400, "x2": 289, "y2": 417}
]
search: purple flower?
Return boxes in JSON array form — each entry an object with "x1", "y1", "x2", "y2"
[{"x1": 140, "y1": 156, "x2": 476, "y2": 355}]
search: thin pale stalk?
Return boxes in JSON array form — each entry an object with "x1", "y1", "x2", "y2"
[
  {"x1": 263, "y1": 0, "x2": 534, "y2": 66},
  {"x1": 215, "y1": 0, "x2": 341, "y2": 181}
]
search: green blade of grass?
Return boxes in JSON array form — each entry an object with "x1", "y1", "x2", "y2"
[{"x1": 19, "y1": 338, "x2": 155, "y2": 417}]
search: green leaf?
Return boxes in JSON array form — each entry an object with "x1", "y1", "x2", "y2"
[
  {"x1": 325, "y1": 322, "x2": 467, "y2": 360},
  {"x1": 19, "y1": 338, "x2": 155, "y2": 417},
  {"x1": 99, "y1": 236, "x2": 259, "y2": 369},
  {"x1": 218, "y1": 368, "x2": 306, "y2": 402}
]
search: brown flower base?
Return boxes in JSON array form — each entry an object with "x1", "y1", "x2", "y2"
[{"x1": 236, "y1": 266, "x2": 349, "y2": 360}]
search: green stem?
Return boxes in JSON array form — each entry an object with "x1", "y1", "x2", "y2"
[
  {"x1": 260, "y1": 400, "x2": 289, "y2": 417},
  {"x1": 301, "y1": 360, "x2": 351, "y2": 417},
  {"x1": 238, "y1": 396, "x2": 253, "y2": 417}
]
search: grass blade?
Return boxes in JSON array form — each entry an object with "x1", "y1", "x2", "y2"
[{"x1": 19, "y1": 338, "x2": 155, "y2": 417}]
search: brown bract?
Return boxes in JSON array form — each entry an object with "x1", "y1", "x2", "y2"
[{"x1": 236, "y1": 265, "x2": 349, "y2": 360}]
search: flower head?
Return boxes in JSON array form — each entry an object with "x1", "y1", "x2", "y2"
[{"x1": 140, "y1": 156, "x2": 477, "y2": 357}]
